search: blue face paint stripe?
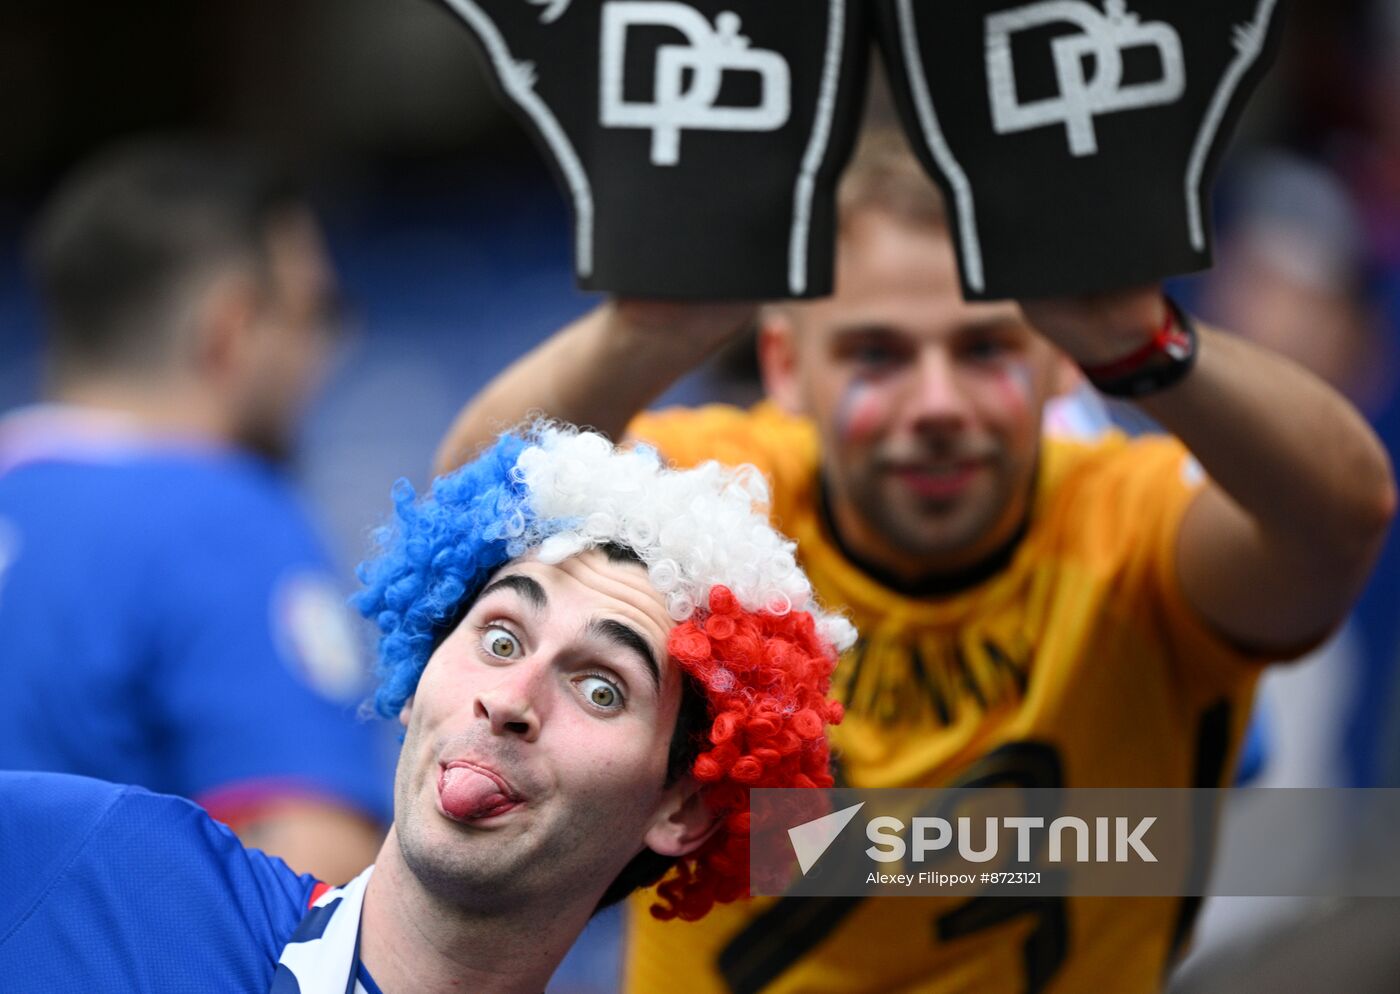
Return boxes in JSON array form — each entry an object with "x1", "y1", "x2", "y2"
[{"x1": 834, "y1": 376, "x2": 874, "y2": 442}]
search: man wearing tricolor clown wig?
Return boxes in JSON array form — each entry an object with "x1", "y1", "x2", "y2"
[{"x1": 0, "y1": 421, "x2": 852, "y2": 994}]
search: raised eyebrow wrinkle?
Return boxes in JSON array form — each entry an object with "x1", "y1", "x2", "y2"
[
  {"x1": 589, "y1": 618, "x2": 660, "y2": 691},
  {"x1": 478, "y1": 574, "x2": 548, "y2": 611}
]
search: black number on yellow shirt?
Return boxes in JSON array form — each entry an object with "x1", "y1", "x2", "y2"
[
  {"x1": 716, "y1": 742, "x2": 1067, "y2": 994},
  {"x1": 934, "y1": 893, "x2": 1066, "y2": 993},
  {"x1": 933, "y1": 742, "x2": 1068, "y2": 994}
]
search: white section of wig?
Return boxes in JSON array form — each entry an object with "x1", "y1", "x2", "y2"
[{"x1": 512, "y1": 424, "x2": 856, "y2": 652}]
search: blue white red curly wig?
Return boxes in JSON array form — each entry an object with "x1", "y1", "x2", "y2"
[{"x1": 354, "y1": 422, "x2": 854, "y2": 920}]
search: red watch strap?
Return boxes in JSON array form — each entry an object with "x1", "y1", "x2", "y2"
[{"x1": 1079, "y1": 300, "x2": 1190, "y2": 381}]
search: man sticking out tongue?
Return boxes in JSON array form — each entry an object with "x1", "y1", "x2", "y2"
[
  {"x1": 438, "y1": 761, "x2": 518, "y2": 822},
  {"x1": 0, "y1": 421, "x2": 853, "y2": 994}
]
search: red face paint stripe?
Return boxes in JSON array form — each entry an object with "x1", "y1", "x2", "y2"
[{"x1": 835, "y1": 379, "x2": 885, "y2": 445}]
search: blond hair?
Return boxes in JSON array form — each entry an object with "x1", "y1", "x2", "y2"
[{"x1": 837, "y1": 127, "x2": 948, "y2": 233}]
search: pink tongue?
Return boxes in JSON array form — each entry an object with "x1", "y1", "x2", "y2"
[{"x1": 440, "y1": 767, "x2": 509, "y2": 820}]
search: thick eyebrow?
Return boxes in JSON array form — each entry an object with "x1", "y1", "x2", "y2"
[
  {"x1": 477, "y1": 574, "x2": 548, "y2": 612},
  {"x1": 587, "y1": 618, "x2": 661, "y2": 692},
  {"x1": 828, "y1": 322, "x2": 907, "y2": 342}
]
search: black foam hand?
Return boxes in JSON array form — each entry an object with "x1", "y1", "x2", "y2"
[
  {"x1": 439, "y1": 0, "x2": 870, "y2": 298},
  {"x1": 872, "y1": 0, "x2": 1287, "y2": 300}
]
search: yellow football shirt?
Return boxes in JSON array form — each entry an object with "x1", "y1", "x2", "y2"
[{"x1": 623, "y1": 402, "x2": 1268, "y2": 994}]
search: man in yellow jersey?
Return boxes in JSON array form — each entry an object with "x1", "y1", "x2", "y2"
[{"x1": 434, "y1": 131, "x2": 1396, "y2": 994}]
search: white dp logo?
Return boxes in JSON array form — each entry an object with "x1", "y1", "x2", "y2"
[
  {"x1": 600, "y1": 2, "x2": 791, "y2": 166},
  {"x1": 986, "y1": 0, "x2": 1186, "y2": 157}
]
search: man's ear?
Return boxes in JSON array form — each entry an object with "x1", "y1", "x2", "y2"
[
  {"x1": 194, "y1": 273, "x2": 260, "y2": 382},
  {"x1": 398, "y1": 696, "x2": 414, "y2": 730},
  {"x1": 643, "y1": 777, "x2": 722, "y2": 858},
  {"x1": 757, "y1": 308, "x2": 804, "y2": 415}
]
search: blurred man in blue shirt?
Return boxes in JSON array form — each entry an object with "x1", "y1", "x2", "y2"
[{"x1": 0, "y1": 139, "x2": 390, "y2": 881}]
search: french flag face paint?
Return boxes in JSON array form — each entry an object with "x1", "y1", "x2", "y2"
[
  {"x1": 989, "y1": 358, "x2": 1036, "y2": 420},
  {"x1": 355, "y1": 422, "x2": 855, "y2": 923},
  {"x1": 834, "y1": 376, "x2": 890, "y2": 447}
]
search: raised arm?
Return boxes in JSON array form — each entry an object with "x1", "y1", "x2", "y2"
[
  {"x1": 433, "y1": 300, "x2": 754, "y2": 475},
  {"x1": 1022, "y1": 288, "x2": 1397, "y2": 654}
]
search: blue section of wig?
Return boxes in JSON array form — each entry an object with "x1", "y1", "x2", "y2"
[{"x1": 353, "y1": 433, "x2": 536, "y2": 718}]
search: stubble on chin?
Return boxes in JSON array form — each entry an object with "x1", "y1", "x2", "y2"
[
  {"x1": 393, "y1": 808, "x2": 519, "y2": 912},
  {"x1": 850, "y1": 476, "x2": 1001, "y2": 565}
]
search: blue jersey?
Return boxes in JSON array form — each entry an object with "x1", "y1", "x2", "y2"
[
  {"x1": 0, "y1": 407, "x2": 392, "y2": 823},
  {"x1": 0, "y1": 772, "x2": 316, "y2": 992}
]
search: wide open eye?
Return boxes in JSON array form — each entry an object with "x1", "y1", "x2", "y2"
[
  {"x1": 577, "y1": 674, "x2": 625, "y2": 712},
  {"x1": 481, "y1": 626, "x2": 522, "y2": 659}
]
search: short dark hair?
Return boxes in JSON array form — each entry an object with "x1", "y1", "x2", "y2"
[{"x1": 27, "y1": 137, "x2": 303, "y2": 380}]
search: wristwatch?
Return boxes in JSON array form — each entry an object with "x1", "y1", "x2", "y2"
[{"x1": 1079, "y1": 296, "x2": 1198, "y2": 399}]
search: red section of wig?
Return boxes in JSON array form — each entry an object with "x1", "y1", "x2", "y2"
[{"x1": 651, "y1": 585, "x2": 845, "y2": 922}]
